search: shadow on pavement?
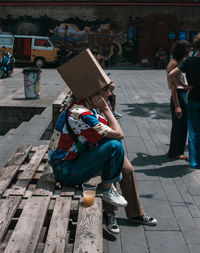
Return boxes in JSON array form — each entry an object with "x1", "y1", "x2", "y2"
[
  {"x1": 132, "y1": 152, "x2": 169, "y2": 166},
  {"x1": 135, "y1": 164, "x2": 193, "y2": 179},
  {"x1": 103, "y1": 228, "x2": 117, "y2": 241},
  {"x1": 117, "y1": 217, "x2": 140, "y2": 227},
  {"x1": 121, "y1": 103, "x2": 170, "y2": 119}
]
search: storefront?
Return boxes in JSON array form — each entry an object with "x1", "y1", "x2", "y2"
[{"x1": 0, "y1": 1, "x2": 199, "y2": 65}]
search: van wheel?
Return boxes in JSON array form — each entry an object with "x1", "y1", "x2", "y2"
[{"x1": 35, "y1": 57, "x2": 45, "y2": 68}]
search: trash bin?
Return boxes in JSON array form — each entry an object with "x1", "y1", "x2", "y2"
[{"x1": 23, "y1": 67, "x2": 41, "y2": 99}]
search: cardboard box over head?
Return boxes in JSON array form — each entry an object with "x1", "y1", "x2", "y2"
[{"x1": 57, "y1": 48, "x2": 111, "y2": 100}]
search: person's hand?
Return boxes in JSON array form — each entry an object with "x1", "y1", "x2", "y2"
[
  {"x1": 90, "y1": 94, "x2": 109, "y2": 111},
  {"x1": 184, "y1": 85, "x2": 193, "y2": 91},
  {"x1": 175, "y1": 106, "x2": 182, "y2": 119}
]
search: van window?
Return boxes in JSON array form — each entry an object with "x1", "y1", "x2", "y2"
[
  {"x1": 34, "y1": 39, "x2": 50, "y2": 47},
  {"x1": 0, "y1": 37, "x2": 13, "y2": 46}
]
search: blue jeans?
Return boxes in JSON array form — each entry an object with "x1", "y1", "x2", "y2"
[
  {"x1": 49, "y1": 139, "x2": 124, "y2": 185},
  {"x1": 188, "y1": 99, "x2": 200, "y2": 168}
]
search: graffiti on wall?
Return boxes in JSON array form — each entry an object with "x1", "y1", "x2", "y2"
[{"x1": 0, "y1": 15, "x2": 142, "y2": 65}]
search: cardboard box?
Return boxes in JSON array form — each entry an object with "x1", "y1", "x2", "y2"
[{"x1": 57, "y1": 48, "x2": 111, "y2": 100}]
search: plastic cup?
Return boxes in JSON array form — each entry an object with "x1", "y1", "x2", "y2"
[{"x1": 82, "y1": 183, "x2": 97, "y2": 207}]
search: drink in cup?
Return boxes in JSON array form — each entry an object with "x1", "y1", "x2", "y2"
[{"x1": 82, "y1": 183, "x2": 97, "y2": 207}]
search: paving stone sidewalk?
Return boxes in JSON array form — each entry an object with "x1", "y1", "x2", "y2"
[
  {"x1": 0, "y1": 68, "x2": 200, "y2": 253},
  {"x1": 103, "y1": 69, "x2": 200, "y2": 253}
]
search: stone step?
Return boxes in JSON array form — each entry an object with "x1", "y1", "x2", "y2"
[
  {"x1": 0, "y1": 121, "x2": 28, "y2": 145},
  {"x1": 12, "y1": 106, "x2": 52, "y2": 144}
]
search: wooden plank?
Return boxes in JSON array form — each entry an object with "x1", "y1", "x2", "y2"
[
  {"x1": 33, "y1": 162, "x2": 56, "y2": 196},
  {"x1": 0, "y1": 196, "x2": 22, "y2": 241},
  {"x1": 0, "y1": 242, "x2": 7, "y2": 253},
  {"x1": 3, "y1": 144, "x2": 32, "y2": 167},
  {"x1": 53, "y1": 88, "x2": 69, "y2": 106},
  {"x1": 35, "y1": 243, "x2": 45, "y2": 253},
  {"x1": 0, "y1": 165, "x2": 20, "y2": 195},
  {"x1": 43, "y1": 196, "x2": 72, "y2": 253},
  {"x1": 60, "y1": 185, "x2": 75, "y2": 197},
  {"x1": 73, "y1": 197, "x2": 103, "y2": 253},
  {"x1": 9, "y1": 145, "x2": 48, "y2": 195},
  {"x1": 4, "y1": 196, "x2": 50, "y2": 253},
  {"x1": 52, "y1": 88, "x2": 70, "y2": 127}
]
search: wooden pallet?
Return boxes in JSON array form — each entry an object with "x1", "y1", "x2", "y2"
[
  {"x1": 0, "y1": 145, "x2": 103, "y2": 253},
  {"x1": 52, "y1": 88, "x2": 71, "y2": 128}
]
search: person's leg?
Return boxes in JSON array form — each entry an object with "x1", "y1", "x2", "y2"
[
  {"x1": 51, "y1": 139, "x2": 124, "y2": 185},
  {"x1": 103, "y1": 156, "x2": 144, "y2": 216},
  {"x1": 103, "y1": 156, "x2": 157, "y2": 232},
  {"x1": 168, "y1": 95, "x2": 180, "y2": 157},
  {"x1": 188, "y1": 99, "x2": 200, "y2": 168},
  {"x1": 178, "y1": 91, "x2": 188, "y2": 156},
  {"x1": 168, "y1": 93, "x2": 187, "y2": 158},
  {"x1": 120, "y1": 156, "x2": 145, "y2": 217}
]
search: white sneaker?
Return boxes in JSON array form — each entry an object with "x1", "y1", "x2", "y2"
[{"x1": 103, "y1": 184, "x2": 127, "y2": 207}]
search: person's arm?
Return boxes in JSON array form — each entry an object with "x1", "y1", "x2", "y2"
[
  {"x1": 171, "y1": 84, "x2": 182, "y2": 119},
  {"x1": 167, "y1": 62, "x2": 182, "y2": 119},
  {"x1": 91, "y1": 94, "x2": 124, "y2": 140},
  {"x1": 169, "y1": 67, "x2": 193, "y2": 91}
]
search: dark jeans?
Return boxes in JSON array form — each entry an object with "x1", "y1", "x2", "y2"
[
  {"x1": 168, "y1": 89, "x2": 188, "y2": 158},
  {"x1": 49, "y1": 139, "x2": 124, "y2": 185}
]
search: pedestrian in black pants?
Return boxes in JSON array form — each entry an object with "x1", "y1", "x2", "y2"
[
  {"x1": 166, "y1": 40, "x2": 192, "y2": 160},
  {"x1": 168, "y1": 89, "x2": 188, "y2": 158}
]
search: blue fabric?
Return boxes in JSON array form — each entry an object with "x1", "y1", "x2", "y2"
[
  {"x1": 81, "y1": 112, "x2": 100, "y2": 127},
  {"x1": 187, "y1": 99, "x2": 200, "y2": 168},
  {"x1": 50, "y1": 139, "x2": 124, "y2": 185},
  {"x1": 54, "y1": 109, "x2": 66, "y2": 131}
]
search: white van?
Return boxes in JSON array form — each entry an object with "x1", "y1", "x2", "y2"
[{"x1": 0, "y1": 34, "x2": 60, "y2": 67}]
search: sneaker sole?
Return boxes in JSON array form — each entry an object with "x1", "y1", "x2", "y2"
[
  {"x1": 104, "y1": 225, "x2": 120, "y2": 234},
  {"x1": 129, "y1": 219, "x2": 157, "y2": 226},
  {"x1": 102, "y1": 197, "x2": 128, "y2": 207}
]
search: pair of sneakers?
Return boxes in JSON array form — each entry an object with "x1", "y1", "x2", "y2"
[
  {"x1": 104, "y1": 211, "x2": 158, "y2": 234},
  {"x1": 102, "y1": 184, "x2": 157, "y2": 234}
]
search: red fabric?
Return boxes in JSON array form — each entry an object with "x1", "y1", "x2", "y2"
[
  {"x1": 57, "y1": 133, "x2": 74, "y2": 151},
  {"x1": 78, "y1": 111, "x2": 93, "y2": 119},
  {"x1": 98, "y1": 116, "x2": 108, "y2": 125},
  {"x1": 81, "y1": 128, "x2": 102, "y2": 144}
]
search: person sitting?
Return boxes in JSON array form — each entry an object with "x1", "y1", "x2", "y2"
[
  {"x1": 49, "y1": 49, "x2": 158, "y2": 234},
  {"x1": 48, "y1": 85, "x2": 128, "y2": 208}
]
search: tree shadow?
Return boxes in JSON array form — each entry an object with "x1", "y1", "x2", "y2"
[
  {"x1": 136, "y1": 164, "x2": 193, "y2": 179},
  {"x1": 121, "y1": 103, "x2": 171, "y2": 120},
  {"x1": 131, "y1": 152, "x2": 170, "y2": 166}
]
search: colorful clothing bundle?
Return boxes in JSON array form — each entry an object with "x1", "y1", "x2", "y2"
[{"x1": 48, "y1": 100, "x2": 111, "y2": 160}]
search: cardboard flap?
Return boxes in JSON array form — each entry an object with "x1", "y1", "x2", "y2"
[{"x1": 57, "y1": 48, "x2": 111, "y2": 100}]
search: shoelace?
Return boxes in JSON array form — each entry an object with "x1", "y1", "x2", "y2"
[
  {"x1": 110, "y1": 187, "x2": 120, "y2": 199},
  {"x1": 143, "y1": 214, "x2": 153, "y2": 222},
  {"x1": 108, "y1": 213, "x2": 118, "y2": 228}
]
